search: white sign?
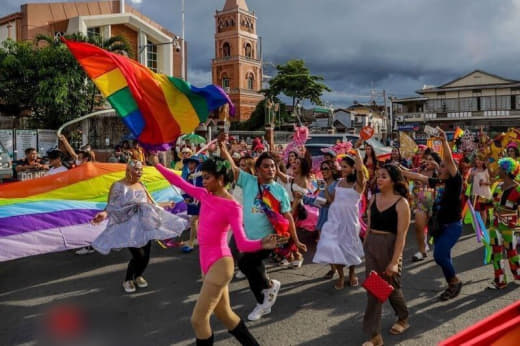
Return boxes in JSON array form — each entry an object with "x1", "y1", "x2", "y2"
[
  {"x1": 424, "y1": 125, "x2": 439, "y2": 137},
  {"x1": 0, "y1": 129, "x2": 14, "y2": 157},
  {"x1": 37, "y1": 129, "x2": 58, "y2": 156},
  {"x1": 15, "y1": 129, "x2": 37, "y2": 160}
]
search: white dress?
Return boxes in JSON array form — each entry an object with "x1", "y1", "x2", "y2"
[
  {"x1": 92, "y1": 182, "x2": 188, "y2": 254},
  {"x1": 313, "y1": 184, "x2": 364, "y2": 266}
]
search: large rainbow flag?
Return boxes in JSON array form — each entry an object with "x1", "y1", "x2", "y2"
[
  {"x1": 0, "y1": 163, "x2": 184, "y2": 262},
  {"x1": 63, "y1": 39, "x2": 234, "y2": 150}
]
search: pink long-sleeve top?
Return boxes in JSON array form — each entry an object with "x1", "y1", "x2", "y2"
[{"x1": 156, "y1": 164, "x2": 263, "y2": 273}]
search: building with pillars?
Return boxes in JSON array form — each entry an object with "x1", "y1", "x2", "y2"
[
  {"x1": 0, "y1": 0, "x2": 185, "y2": 78},
  {"x1": 212, "y1": 0, "x2": 264, "y2": 121}
]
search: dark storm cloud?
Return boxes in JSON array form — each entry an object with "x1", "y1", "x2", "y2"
[{"x1": 4, "y1": 0, "x2": 520, "y2": 106}]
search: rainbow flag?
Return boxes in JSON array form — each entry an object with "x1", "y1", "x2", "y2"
[
  {"x1": 454, "y1": 127, "x2": 464, "y2": 140},
  {"x1": 63, "y1": 39, "x2": 234, "y2": 150},
  {"x1": 0, "y1": 163, "x2": 185, "y2": 261}
]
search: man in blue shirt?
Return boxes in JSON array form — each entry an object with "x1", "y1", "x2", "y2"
[{"x1": 219, "y1": 136, "x2": 306, "y2": 321}]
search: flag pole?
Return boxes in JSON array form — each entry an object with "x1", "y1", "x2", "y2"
[{"x1": 57, "y1": 109, "x2": 115, "y2": 137}]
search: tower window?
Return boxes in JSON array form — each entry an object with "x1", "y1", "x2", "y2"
[
  {"x1": 223, "y1": 42, "x2": 231, "y2": 57},
  {"x1": 245, "y1": 43, "x2": 252, "y2": 58},
  {"x1": 247, "y1": 74, "x2": 254, "y2": 89},
  {"x1": 222, "y1": 77, "x2": 230, "y2": 89}
]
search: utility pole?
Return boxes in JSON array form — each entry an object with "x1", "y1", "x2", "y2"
[{"x1": 181, "y1": 0, "x2": 185, "y2": 80}]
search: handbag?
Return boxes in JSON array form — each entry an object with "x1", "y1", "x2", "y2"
[
  {"x1": 362, "y1": 271, "x2": 394, "y2": 303},
  {"x1": 291, "y1": 181, "x2": 308, "y2": 220},
  {"x1": 427, "y1": 211, "x2": 444, "y2": 241}
]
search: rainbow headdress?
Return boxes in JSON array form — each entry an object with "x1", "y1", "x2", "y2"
[
  {"x1": 0, "y1": 163, "x2": 184, "y2": 261},
  {"x1": 63, "y1": 39, "x2": 234, "y2": 150}
]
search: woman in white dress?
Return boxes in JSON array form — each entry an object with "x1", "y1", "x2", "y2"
[
  {"x1": 91, "y1": 160, "x2": 189, "y2": 293},
  {"x1": 313, "y1": 150, "x2": 367, "y2": 289}
]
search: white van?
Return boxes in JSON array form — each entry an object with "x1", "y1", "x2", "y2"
[
  {"x1": 305, "y1": 133, "x2": 360, "y2": 158},
  {"x1": 0, "y1": 141, "x2": 13, "y2": 182}
]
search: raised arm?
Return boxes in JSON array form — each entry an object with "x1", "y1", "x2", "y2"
[
  {"x1": 217, "y1": 135, "x2": 239, "y2": 182},
  {"x1": 155, "y1": 163, "x2": 206, "y2": 201},
  {"x1": 401, "y1": 169, "x2": 429, "y2": 184},
  {"x1": 353, "y1": 149, "x2": 368, "y2": 193},
  {"x1": 58, "y1": 135, "x2": 78, "y2": 161},
  {"x1": 229, "y1": 206, "x2": 263, "y2": 252},
  {"x1": 437, "y1": 127, "x2": 457, "y2": 177}
]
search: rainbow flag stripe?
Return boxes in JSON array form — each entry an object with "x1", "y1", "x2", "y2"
[
  {"x1": 63, "y1": 39, "x2": 234, "y2": 150},
  {"x1": 0, "y1": 163, "x2": 185, "y2": 261}
]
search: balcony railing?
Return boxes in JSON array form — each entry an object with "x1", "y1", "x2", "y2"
[{"x1": 396, "y1": 110, "x2": 520, "y2": 122}]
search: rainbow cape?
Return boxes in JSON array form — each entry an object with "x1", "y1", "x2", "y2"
[
  {"x1": 0, "y1": 163, "x2": 184, "y2": 261},
  {"x1": 257, "y1": 186, "x2": 289, "y2": 237},
  {"x1": 63, "y1": 39, "x2": 234, "y2": 150}
]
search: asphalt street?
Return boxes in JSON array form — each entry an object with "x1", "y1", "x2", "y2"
[{"x1": 1, "y1": 225, "x2": 519, "y2": 346}]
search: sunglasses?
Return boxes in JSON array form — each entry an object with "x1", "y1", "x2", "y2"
[{"x1": 320, "y1": 167, "x2": 330, "y2": 171}]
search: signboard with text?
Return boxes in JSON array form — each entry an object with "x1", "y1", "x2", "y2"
[
  {"x1": 37, "y1": 129, "x2": 58, "y2": 156},
  {"x1": 14, "y1": 129, "x2": 37, "y2": 161}
]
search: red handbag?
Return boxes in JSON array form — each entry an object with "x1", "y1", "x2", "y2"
[{"x1": 362, "y1": 271, "x2": 394, "y2": 303}]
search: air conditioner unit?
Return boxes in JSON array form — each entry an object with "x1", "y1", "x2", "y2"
[{"x1": 397, "y1": 116, "x2": 405, "y2": 122}]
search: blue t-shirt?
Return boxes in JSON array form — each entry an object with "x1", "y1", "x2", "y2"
[{"x1": 237, "y1": 170, "x2": 291, "y2": 240}]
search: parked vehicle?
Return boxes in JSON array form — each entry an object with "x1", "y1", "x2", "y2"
[
  {"x1": 305, "y1": 133, "x2": 360, "y2": 158},
  {"x1": 0, "y1": 141, "x2": 13, "y2": 182}
]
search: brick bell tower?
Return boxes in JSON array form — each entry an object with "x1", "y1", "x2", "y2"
[{"x1": 212, "y1": 0, "x2": 264, "y2": 121}]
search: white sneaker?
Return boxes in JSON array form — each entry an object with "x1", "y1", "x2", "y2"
[
  {"x1": 122, "y1": 280, "x2": 136, "y2": 293},
  {"x1": 262, "y1": 279, "x2": 281, "y2": 309},
  {"x1": 75, "y1": 246, "x2": 95, "y2": 255},
  {"x1": 247, "y1": 303, "x2": 271, "y2": 321},
  {"x1": 235, "y1": 270, "x2": 246, "y2": 279},
  {"x1": 134, "y1": 276, "x2": 148, "y2": 288}
]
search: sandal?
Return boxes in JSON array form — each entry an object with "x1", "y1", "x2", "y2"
[
  {"x1": 334, "y1": 278, "x2": 345, "y2": 290},
  {"x1": 324, "y1": 270, "x2": 335, "y2": 279},
  {"x1": 439, "y1": 281, "x2": 462, "y2": 301},
  {"x1": 362, "y1": 334, "x2": 384, "y2": 346},
  {"x1": 389, "y1": 320, "x2": 409, "y2": 335},
  {"x1": 349, "y1": 276, "x2": 359, "y2": 287}
]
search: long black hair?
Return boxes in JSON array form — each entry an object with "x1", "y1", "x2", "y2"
[
  {"x1": 341, "y1": 156, "x2": 357, "y2": 183},
  {"x1": 364, "y1": 143, "x2": 377, "y2": 166},
  {"x1": 199, "y1": 158, "x2": 234, "y2": 185},
  {"x1": 381, "y1": 164, "x2": 409, "y2": 198}
]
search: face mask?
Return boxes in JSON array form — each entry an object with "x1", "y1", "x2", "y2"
[{"x1": 75, "y1": 160, "x2": 82, "y2": 166}]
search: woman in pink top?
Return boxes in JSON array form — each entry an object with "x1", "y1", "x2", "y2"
[{"x1": 155, "y1": 159, "x2": 284, "y2": 346}]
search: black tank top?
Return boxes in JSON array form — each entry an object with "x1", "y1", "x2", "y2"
[{"x1": 370, "y1": 196, "x2": 402, "y2": 234}]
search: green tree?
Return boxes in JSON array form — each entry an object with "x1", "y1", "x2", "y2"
[
  {"x1": 262, "y1": 59, "x2": 331, "y2": 109},
  {"x1": 0, "y1": 33, "x2": 132, "y2": 129}
]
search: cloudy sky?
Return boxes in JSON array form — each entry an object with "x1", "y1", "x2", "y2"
[{"x1": 4, "y1": 0, "x2": 520, "y2": 107}]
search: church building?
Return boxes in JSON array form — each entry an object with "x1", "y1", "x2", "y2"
[{"x1": 212, "y1": 0, "x2": 264, "y2": 121}]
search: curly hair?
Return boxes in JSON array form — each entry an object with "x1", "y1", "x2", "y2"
[
  {"x1": 199, "y1": 158, "x2": 235, "y2": 185},
  {"x1": 498, "y1": 157, "x2": 520, "y2": 179}
]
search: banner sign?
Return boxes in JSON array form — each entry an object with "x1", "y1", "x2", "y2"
[
  {"x1": 37, "y1": 129, "x2": 58, "y2": 156},
  {"x1": 15, "y1": 129, "x2": 37, "y2": 160}
]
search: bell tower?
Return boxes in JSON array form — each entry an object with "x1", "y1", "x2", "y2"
[{"x1": 212, "y1": 0, "x2": 264, "y2": 121}]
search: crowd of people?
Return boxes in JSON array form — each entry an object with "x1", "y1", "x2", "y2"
[{"x1": 17, "y1": 124, "x2": 520, "y2": 346}]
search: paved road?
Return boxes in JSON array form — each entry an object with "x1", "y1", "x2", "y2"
[{"x1": 1, "y1": 226, "x2": 519, "y2": 346}]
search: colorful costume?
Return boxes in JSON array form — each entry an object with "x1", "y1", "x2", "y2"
[
  {"x1": 92, "y1": 181, "x2": 188, "y2": 254},
  {"x1": 489, "y1": 182, "x2": 520, "y2": 286},
  {"x1": 156, "y1": 164, "x2": 263, "y2": 274}
]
